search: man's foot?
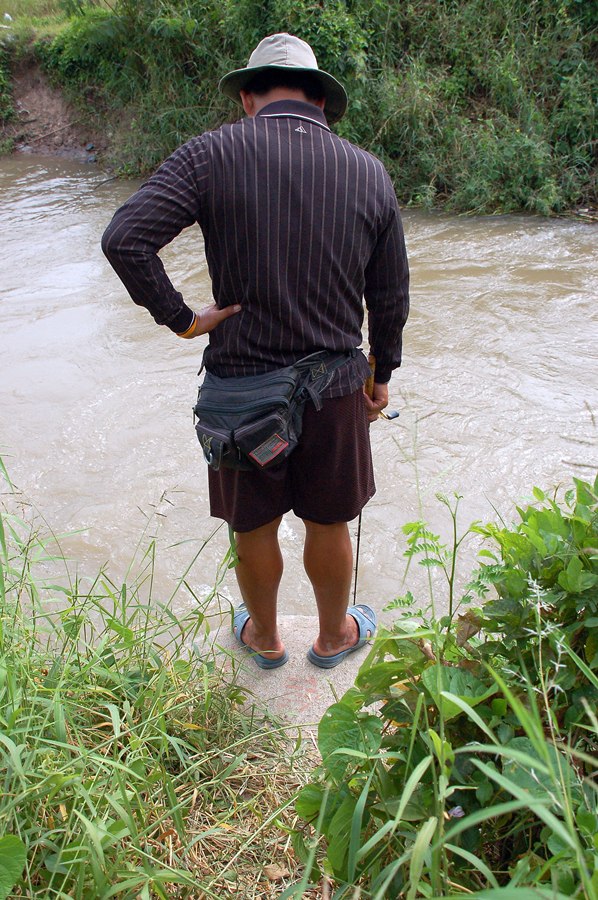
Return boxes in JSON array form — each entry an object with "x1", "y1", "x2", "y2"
[
  {"x1": 232, "y1": 604, "x2": 288, "y2": 669},
  {"x1": 307, "y1": 604, "x2": 377, "y2": 669}
]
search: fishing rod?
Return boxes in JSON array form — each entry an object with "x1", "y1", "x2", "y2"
[
  {"x1": 352, "y1": 354, "x2": 399, "y2": 604},
  {"x1": 363, "y1": 353, "x2": 400, "y2": 421}
]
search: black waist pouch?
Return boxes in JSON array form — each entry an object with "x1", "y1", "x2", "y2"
[{"x1": 193, "y1": 350, "x2": 356, "y2": 471}]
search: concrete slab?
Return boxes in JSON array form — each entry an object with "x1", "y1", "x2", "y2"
[{"x1": 195, "y1": 613, "x2": 369, "y2": 731}]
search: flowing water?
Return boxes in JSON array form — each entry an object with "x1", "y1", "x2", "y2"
[{"x1": 1, "y1": 154, "x2": 596, "y2": 618}]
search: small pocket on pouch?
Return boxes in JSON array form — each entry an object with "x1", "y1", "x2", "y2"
[
  {"x1": 194, "y1": 423, "x2": 234, "y2": 470},
  {"x1": 234, "y1": 411, "x2": 293, "y2": 469}
]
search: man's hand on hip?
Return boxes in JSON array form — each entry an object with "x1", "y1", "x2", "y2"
[
  {"x1": 363, "y1": 382, "x2": 389, "y2": 423},
  {"x1": 179, "y1": 303, "x2": 241, "y2": 338}
]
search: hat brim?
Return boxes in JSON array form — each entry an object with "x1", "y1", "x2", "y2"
[{"x1": 219, "y1": 64, "x2": 347, "y2": 124}]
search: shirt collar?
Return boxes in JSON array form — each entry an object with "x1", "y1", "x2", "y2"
[{"x1": 255, "y1": 99, "x2": 331, "y2": 131}]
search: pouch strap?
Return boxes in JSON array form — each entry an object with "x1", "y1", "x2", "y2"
[
  {"x1": 294, "y1": 348, "x2": 357, "y2": 374},
  {"x1": 294, "y1": 349, "x2": 358, "y2": 407}
]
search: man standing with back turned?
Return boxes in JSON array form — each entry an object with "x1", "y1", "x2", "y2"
[{"x1": 102, "y1": 33, "x2": 409, "y2": 671}]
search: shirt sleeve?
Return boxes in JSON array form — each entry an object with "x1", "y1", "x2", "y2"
[
  {"x1": 363, "y1": 172, "x2": 410, "y2": 383},
  {"x1": 101, "y1": 137, "x2": 209, "y2": 334}
]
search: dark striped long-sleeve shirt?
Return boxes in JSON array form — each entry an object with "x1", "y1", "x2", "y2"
[{"x1": 101, "y1": 99, "x2": 409, "y2": 393}]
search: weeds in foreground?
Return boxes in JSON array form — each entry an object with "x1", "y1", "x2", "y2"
[
  {"x1": 3, "y1": 461, "x2": 597, "y2": 897},
  {"x1": 0, "y1": 482, "x2": 310, "y2": 898},
  {"x1": 292, "y1": 477, "x2": 598, "y2": 898}
]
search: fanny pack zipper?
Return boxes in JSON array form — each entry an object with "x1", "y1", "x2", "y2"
[{"x1": 196, "y1": 396, "x2": 292, "y2": 415}]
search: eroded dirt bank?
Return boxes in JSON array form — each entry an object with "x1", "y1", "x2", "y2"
[{"x1": 1, "y1": 58, "x2": 104, "y2": 162}]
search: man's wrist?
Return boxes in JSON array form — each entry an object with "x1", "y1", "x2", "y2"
[
  {"x1": 168, "y1": 303, "x2": 195, "y2": 335},
  {"x1": 176, "y1": 312, "x2": 197, "y2": 338}
]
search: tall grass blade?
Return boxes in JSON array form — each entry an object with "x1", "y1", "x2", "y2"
[
  {"x1": 0, "y1": 510, "x2": 7, "y2": 560},
  {"x1": 278, "y1": 787, "x2": 331, "y2": 899},
  {"x1": 443, "y1": 842, "x2": 500, "y2": 890},
  {"x1": 471, "y1": 760, "x2": 578, "y2": 852},
  {"x1": 406, "y1": 816, "x2": 437, "y2": 900},
  {"x1": 562, "y1": 644, "x2": 598, "y2": 689},
  {"x1": 485, "y1": 665, "x2": 547, "y2": 758},
  {"x1": 354, "y1": 754, "x2": 433, "y2": 867},
  {"x1": 0, "y1": 456, "x2": 14, "y2": 491},
  {"x1": 371, "y1": 848, "x2": 413, "y2": 900},
  {"x1": 429, "y1": 889, "x2": 573, "y2": 899},
  {"x1": 347, "y1": 771, "x2": 373, "y2": 881},
  {"x1": 439, "y1": 690, "x2": 497, "y2": 741},
  {"x1": 453, "y1": 743, "x2": 552, "y2": 776},
  {"x1": 432, "y1": 798, "x2": 542, "y2": 846}
]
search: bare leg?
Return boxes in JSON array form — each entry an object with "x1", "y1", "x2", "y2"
[
  {"x1": 303, "y1": 519, "x2": 366, "y2": 657},
  {"x1": 233, "y1": 516, "x2": 286, "y2": 660}
]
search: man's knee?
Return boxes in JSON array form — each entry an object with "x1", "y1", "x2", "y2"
[
  {"x1": 235, "y1": 515, "x2": 283, "y2": 543},
  {"x1": 302, "y1": 518, "x2": 349, "y2": 538}
]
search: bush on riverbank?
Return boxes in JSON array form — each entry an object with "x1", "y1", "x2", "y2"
[
  {"x1": 294, "y1": 479, "x2": 598, "y2": 897},
  {"x1": 0, "y1": 45, "x2": 14, "y2": 122},
  {"x1": 2, "y1": 0, "x2": 596, "y2": 213}
]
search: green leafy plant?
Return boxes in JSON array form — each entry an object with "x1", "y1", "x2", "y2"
[
  {"x1": 474, "y1": 479, "x2": 598, "y2": 730},
  {"x1": 0, "y1": 835, "x2": 27, "y2": 900},
  {"x1": 293, "y1": 477, "x2": 598, "y2": 898},
  {"x1": 0, "y1": 46, "x2": 14, "y2": 124}
]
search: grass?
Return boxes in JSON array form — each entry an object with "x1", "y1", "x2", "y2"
[
  {"x1": 0, "y1": 474, "x2": 315, "y2": 898},
  {"x1": 0, "y1": 0, "x2": 67, "y2": 38},
  {"x1": 2, "y1": 0, "x2": 63, "y2": 14}
]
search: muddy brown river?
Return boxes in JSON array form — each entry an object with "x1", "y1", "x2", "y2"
[{"x1": 1, "y1": 155, "x2": 596, "y2": 618}]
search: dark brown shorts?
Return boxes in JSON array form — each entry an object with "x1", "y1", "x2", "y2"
[{"x1": 208, "y1": 388, "x2": 375, "y2": 532}]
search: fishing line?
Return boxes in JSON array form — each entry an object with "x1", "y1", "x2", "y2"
[
  {"x1": 352, "y1": 510, "x2": 363, "y2": 605},
  {"x1": 353, "y1": 351, "x2": 399, "y2": 604}
]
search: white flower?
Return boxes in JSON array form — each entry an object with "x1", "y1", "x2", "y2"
[{"x1": 448, "y1": 806, "x2": 465, "y2": 818}]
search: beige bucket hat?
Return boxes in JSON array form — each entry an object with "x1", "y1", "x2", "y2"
[{"x1": 219, "y1": 33, "x2": 348, "y2": 123}]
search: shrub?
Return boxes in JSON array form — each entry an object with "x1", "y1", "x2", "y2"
[
  {"x1": 293, "y1": 478, "x2": 598, "y2": 897},
  {"x1": 0, "y1": 45, "x2": 14, "y2": 123}
]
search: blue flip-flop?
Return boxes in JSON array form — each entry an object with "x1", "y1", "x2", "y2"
[
  {"x1": 307, "y1": 604, "x2": 377, "y2": 669},
  {"x1": 232, "y1": 604, "x2": 289, "y2": 670}
]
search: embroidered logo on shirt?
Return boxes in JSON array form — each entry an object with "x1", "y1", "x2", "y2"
[{"x1": 295, "y1": 125, "x2": 308, "y2": 133}]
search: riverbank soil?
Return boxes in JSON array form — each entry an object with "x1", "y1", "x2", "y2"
[{"x1": 1, "y1": 57, "x2": 103, "y2": 160}]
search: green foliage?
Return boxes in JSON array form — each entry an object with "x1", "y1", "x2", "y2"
[
  {"x1": 294, "y1": 477, "x2": 598, "y2": 896},
  {"x1": 0, "y1": 0, "x2": 69, "y2": 42},
  {"x1": 3, "y1": 0, "x2": 64, "y2": 17},
  {"x1": 23, "y1": 0, "x2": 596, "y2": 211},
  {"x1": 35, "y1": 0, "x2": 233, "y2": 172},
  {"x1": 36, "y1": 8, "x2": 125, "y2": 81},
  {"x1": 474, "y1": 478, "x2": 598, "y2": 729},
  {"x1": 0, "y1": 476, "x2": 301, "y2": 897},
  {"x1": 0, "y1": 46, "x2": 14, "y2": 124},
  {"x1": 446, "y1": 116, "x2": 562, "y2": 215},
  {"x1": 0, "y1": 835, "x2": 27, "y2": 900}
]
